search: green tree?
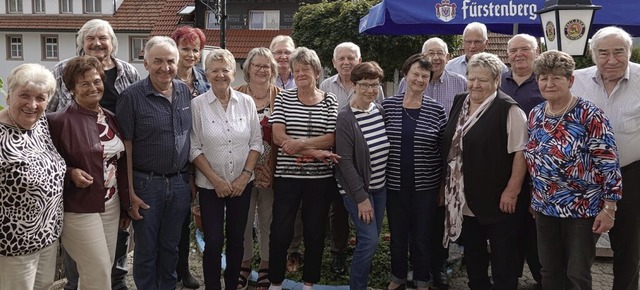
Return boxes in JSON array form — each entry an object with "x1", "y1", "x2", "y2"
[{"x1": 292, "y1": 0, "x2": 459, "y2": 82}]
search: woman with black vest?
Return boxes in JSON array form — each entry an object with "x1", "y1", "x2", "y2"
[
  {"x1": 442, "y1": 52, "x2": 528, "y2": 290},
  {"x1": 383, "y1": 54, "x2": 447, "y2": 290}
]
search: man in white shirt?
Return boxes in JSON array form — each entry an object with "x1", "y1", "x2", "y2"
[{"x1": 571, "y1": 26, "x2": 640, "y2": 290}]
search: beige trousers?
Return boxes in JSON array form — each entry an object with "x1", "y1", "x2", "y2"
[
  {"x1": 62, "y1": 194, "x2": 120, "y2": 290},
  {"x1": 0, "y1": 241, "x2": 58, "y2": 290},
  {"x1": 243, "y1": 187, "x2": 275, "y2": 262}
]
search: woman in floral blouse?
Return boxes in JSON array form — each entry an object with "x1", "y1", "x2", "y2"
[{"x1": 524, "y1": 50, "x2": 622, "y2": 289}]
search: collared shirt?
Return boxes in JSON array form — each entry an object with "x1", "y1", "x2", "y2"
[
  {"x1": 572, "y1": 62, "x2": 640, "y2": 167},
  {"x1": 48, "y1": 56, "x2": 140, "y2": 112},
  {"x1": 500, "y1": 72, "x2": 545, "y2": 115},
  {"x1": 396, "y1": 70, "x2": 467, "y2": 116},
  {"x1": 116, "y1": 77, "x2": 192, "y2": 174},
  {"x1": 276, "y1": 73, "x2": 296, "y2": 90},
  {"x1": 445, "y1": 55, "x2": 509, "y2": 77},
  {"x1": 524, "y1": 98, "x2": 622, "y2": 218},
  {"x1": 320, "y1": 74, "x2": 384, "y2": 111},
  {"x1": 189, "y1": 88, "x2": 263, "y2": 189}
]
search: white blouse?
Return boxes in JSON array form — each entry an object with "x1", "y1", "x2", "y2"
[{"x1": 189, "y1": 88, "x2": 263, "y2": 189}]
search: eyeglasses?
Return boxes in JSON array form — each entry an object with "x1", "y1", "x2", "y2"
[
  {"x1": 463, "y1": 40, "x2": 485, "y2": 46},
  {"x1": 425, "y1": 51, "x2": 446, "y2": 58},
  {"x1": 357, "y1": 82, "x2": 380, "y2": 90},
  {"x1": 251, "y1": 63, "x2": 271, "y2": 71},
  {"x1": 273, "y1": 50, "x2": 292, "y2": 56}
]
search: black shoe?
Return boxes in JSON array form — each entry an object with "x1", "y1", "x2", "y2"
[
  {"x1": 178, "y1": 272, "x2": 200, "y2": 289},
  {"x1": 330, "y1": 256, "x2": 346, "y2": 275},
  {"x1": 431, "y1": 268, "x2": 450, "y2": 289}
]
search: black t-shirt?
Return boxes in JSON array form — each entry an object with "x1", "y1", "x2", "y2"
[{"x1": 101, "y1": 66, "x2": 119, "y2": 113}]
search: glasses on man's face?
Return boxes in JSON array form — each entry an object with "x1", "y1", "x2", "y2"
[
  {"x1": 464, "y1": 40, "x2": 485, "y2": 46},
  {"x1": 426, "y1": 51, "x2": 446, "y2": 58},
  {"x1": 357, "y1": 82, "x2": 380, "y2": 90},
  {"x1": 251, "y1": 63, "x2": 271, "y2": 71},
  {"x1": 273, "y1": 50, "x2": 292, "y2": 56}
]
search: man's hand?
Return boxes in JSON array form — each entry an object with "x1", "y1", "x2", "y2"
[{"x1": 128, "y1": 191, "x2": 150, "y2": 220}]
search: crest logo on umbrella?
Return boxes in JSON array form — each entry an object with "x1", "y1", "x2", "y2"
[{"x1": 436, "y1": 0, "x2": 457, "y2": 22}]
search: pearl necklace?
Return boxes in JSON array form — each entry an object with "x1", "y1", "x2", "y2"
[{"x1": 543, "y1": 96, "x2": 575, "y2": 133}]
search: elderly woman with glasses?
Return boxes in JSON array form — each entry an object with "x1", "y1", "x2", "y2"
[
  {"x1": 335, "y1": 61, "x2": 390, "y2": 290},
  {"x1": 234, "y1": 47, "x2": 281, "y2": 290},
  {"x1": 268, "y1": 47, "x2": 339, "y2": 290},
  {"x1": 0, "y1": 63, "x2": 66, "y2": 290},
  {"x1": 383, "y1": 54, "x2": 447, "y2": 290},
  {"x1": 190, "y1": 48, "x2": 263, "y2": 290}
]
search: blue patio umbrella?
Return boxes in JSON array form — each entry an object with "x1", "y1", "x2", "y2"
[{"x1": 359, "y1": 0, "x2": 640, "y2": 36}]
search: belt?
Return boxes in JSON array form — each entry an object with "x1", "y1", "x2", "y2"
[{"x1": 134, "y1": 169, "x2": 188, "y2": 178}]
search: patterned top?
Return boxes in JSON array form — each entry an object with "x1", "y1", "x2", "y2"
[
  {"x1": 47, "y1": 57, "x2": 140, "y2": 113},
  {"x1": 0, "y1": 118, "x2": 66, "y2": 256},
  {"x1": 189, "y1": 88, "x2": 263, "y2": 189},
  {"x1": 98, "y1": 112, "x2": 125, "y2": 200},
  {"x1": 354, "y1": 105, "x2": 389, "y2": 190},
  {"x1": 524, "y1": 97, "x2": 623, "y2": 218},
  {"x1": 571, "y1": 62, "x2": 640, "y2": 167},
  {"x1": 382, "y1": 95, "x2": 447, "y2": 191},
  {"x1": 269, "y1": 89, "x2": 338, "y2": 179}
]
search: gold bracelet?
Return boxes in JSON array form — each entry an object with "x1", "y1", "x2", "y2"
[{"x1": 603, "y1": 209, "x2": 616, "y2": 221}]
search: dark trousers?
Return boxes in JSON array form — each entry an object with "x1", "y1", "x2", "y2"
[
  {"x1": 462, "y1": 215, "x2": 519, "y2": 290},
  {"x1": 199, "y1": 184, "x2": 252, "y2": 290},
  {"x1": 516, "y1": 210, "x2": 542, "y2": 281},
  {"x1": 176, "y1": 212, "x2": 192, "y2": 278},
  {"x1": 387, "y1": 188, "x2": 438, "y2": 287},
  {"x1": 269, "y1": 177, "x2": 334, "y2": 284},
  {"x1": 535, "y1": 213, "x2": 598, "y2": 290},
  {"x1": 330, "y1": 186, "x2": 349, "y2": 258},
  {"x1": 431, "y1": 205, "x2": 449, "y2": 271},
  {"x1": 610, "y1": 160, "x2": 640, "y2": 290},
  {"x1": 63, "y1": 228, "x2": 130, "y2": 290}
]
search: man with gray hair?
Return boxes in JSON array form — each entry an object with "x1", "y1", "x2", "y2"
[
  {"x1": 116, "y1": 36, "x2": 192, "y2": 289},
  {"x1": 48, "y1": 18, "x2": 140, "y2": 290},
  {"x1": 445, "y1": 22, "x2": 507, "y2": 77},
  {"x1": 572, "y1": 26, "x2": 640, "y2": 290}
]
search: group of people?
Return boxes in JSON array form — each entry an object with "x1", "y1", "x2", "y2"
[{"x1": 0, "y1": 16, "x2": 638, "y2": 290}]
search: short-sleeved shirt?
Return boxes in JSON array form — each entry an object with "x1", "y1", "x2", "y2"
[
  {"x1": 571, "y1": 63, "x2": 640, "y2": 167},
  {"x1": 276, "y1": 73, "x2": 296, "y2": 90},
  {"x1": 116, "y1": 77, "x2": 192, "y2": 174},
  {"x1": 500, "y1": 72, "x2": 545, "y2": 115},
  {"x1": 269, "y1": 89, "x2": 338, "y2": 179}
]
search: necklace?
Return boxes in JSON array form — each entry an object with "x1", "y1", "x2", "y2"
[
  {"x1": 403, "y1": 107, "x2": 419, "y2": 122},
  {"x1": 248, "y1": 84, "x2": 269, "y2": 100},
  {"x1": 176, "y1": 71, "x2": 193, "y2": 84},
  {"x1": 543, "y1": 96, "x2": 575, "y2": 133}
]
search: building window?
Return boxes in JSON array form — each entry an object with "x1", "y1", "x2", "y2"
[
  {"x1": 7, "y1": 0, "x2": 23, "y2": 13},
  {"x1": 60, "y1": 0, "x2": 72, "y2": 13},
  {"x1": 130, "y1": 37, "x2": 147, "y2": 62},
  {"x1": 33, "y1": 0, "x2": 44, "y2": 13},
  {"x1": 249, "y1": 10, "x2": 279, "y2": 30},
  {"x1": 41, "y1": 35, "x2": 59, "y2": 60},
  {"x1": 206, "y1": 11, "x2": 220, "y2": 30},
  {"x1": 84, "y1": 0, "x2": 101, "y2": 13},
  {"x1": 6, "y1": 35, "x2": 23, "y2": 60}
]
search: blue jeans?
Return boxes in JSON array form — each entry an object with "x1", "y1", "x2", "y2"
[
  {"x1": 536, "y1": 212, "x2": 598, "y2": 290},
  {"x1": 342, "y1": 187, "x2": 387, "y2": 290},
  {"x1": 131, "y1": 171, "x2": 191, "y2": 290}
]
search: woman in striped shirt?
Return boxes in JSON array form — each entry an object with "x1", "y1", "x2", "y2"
[
  {"x1": 383, "y1": 54, "x2": 447, "y2": 290},
  {"x1": 335, "y1": 62, "x2": 389, "y2": 290},
  {"x1": 268, "y1": 47, "x2": 340, "y2": 290}
]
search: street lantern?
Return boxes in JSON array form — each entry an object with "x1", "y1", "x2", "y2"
[{"x1": 535, "y1": 0, "x2": 601, "y2": 56}]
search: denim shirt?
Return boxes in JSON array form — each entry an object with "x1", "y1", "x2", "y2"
[{"x1": 192, "y1": 66, "x2": 210, "y2": 98}]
